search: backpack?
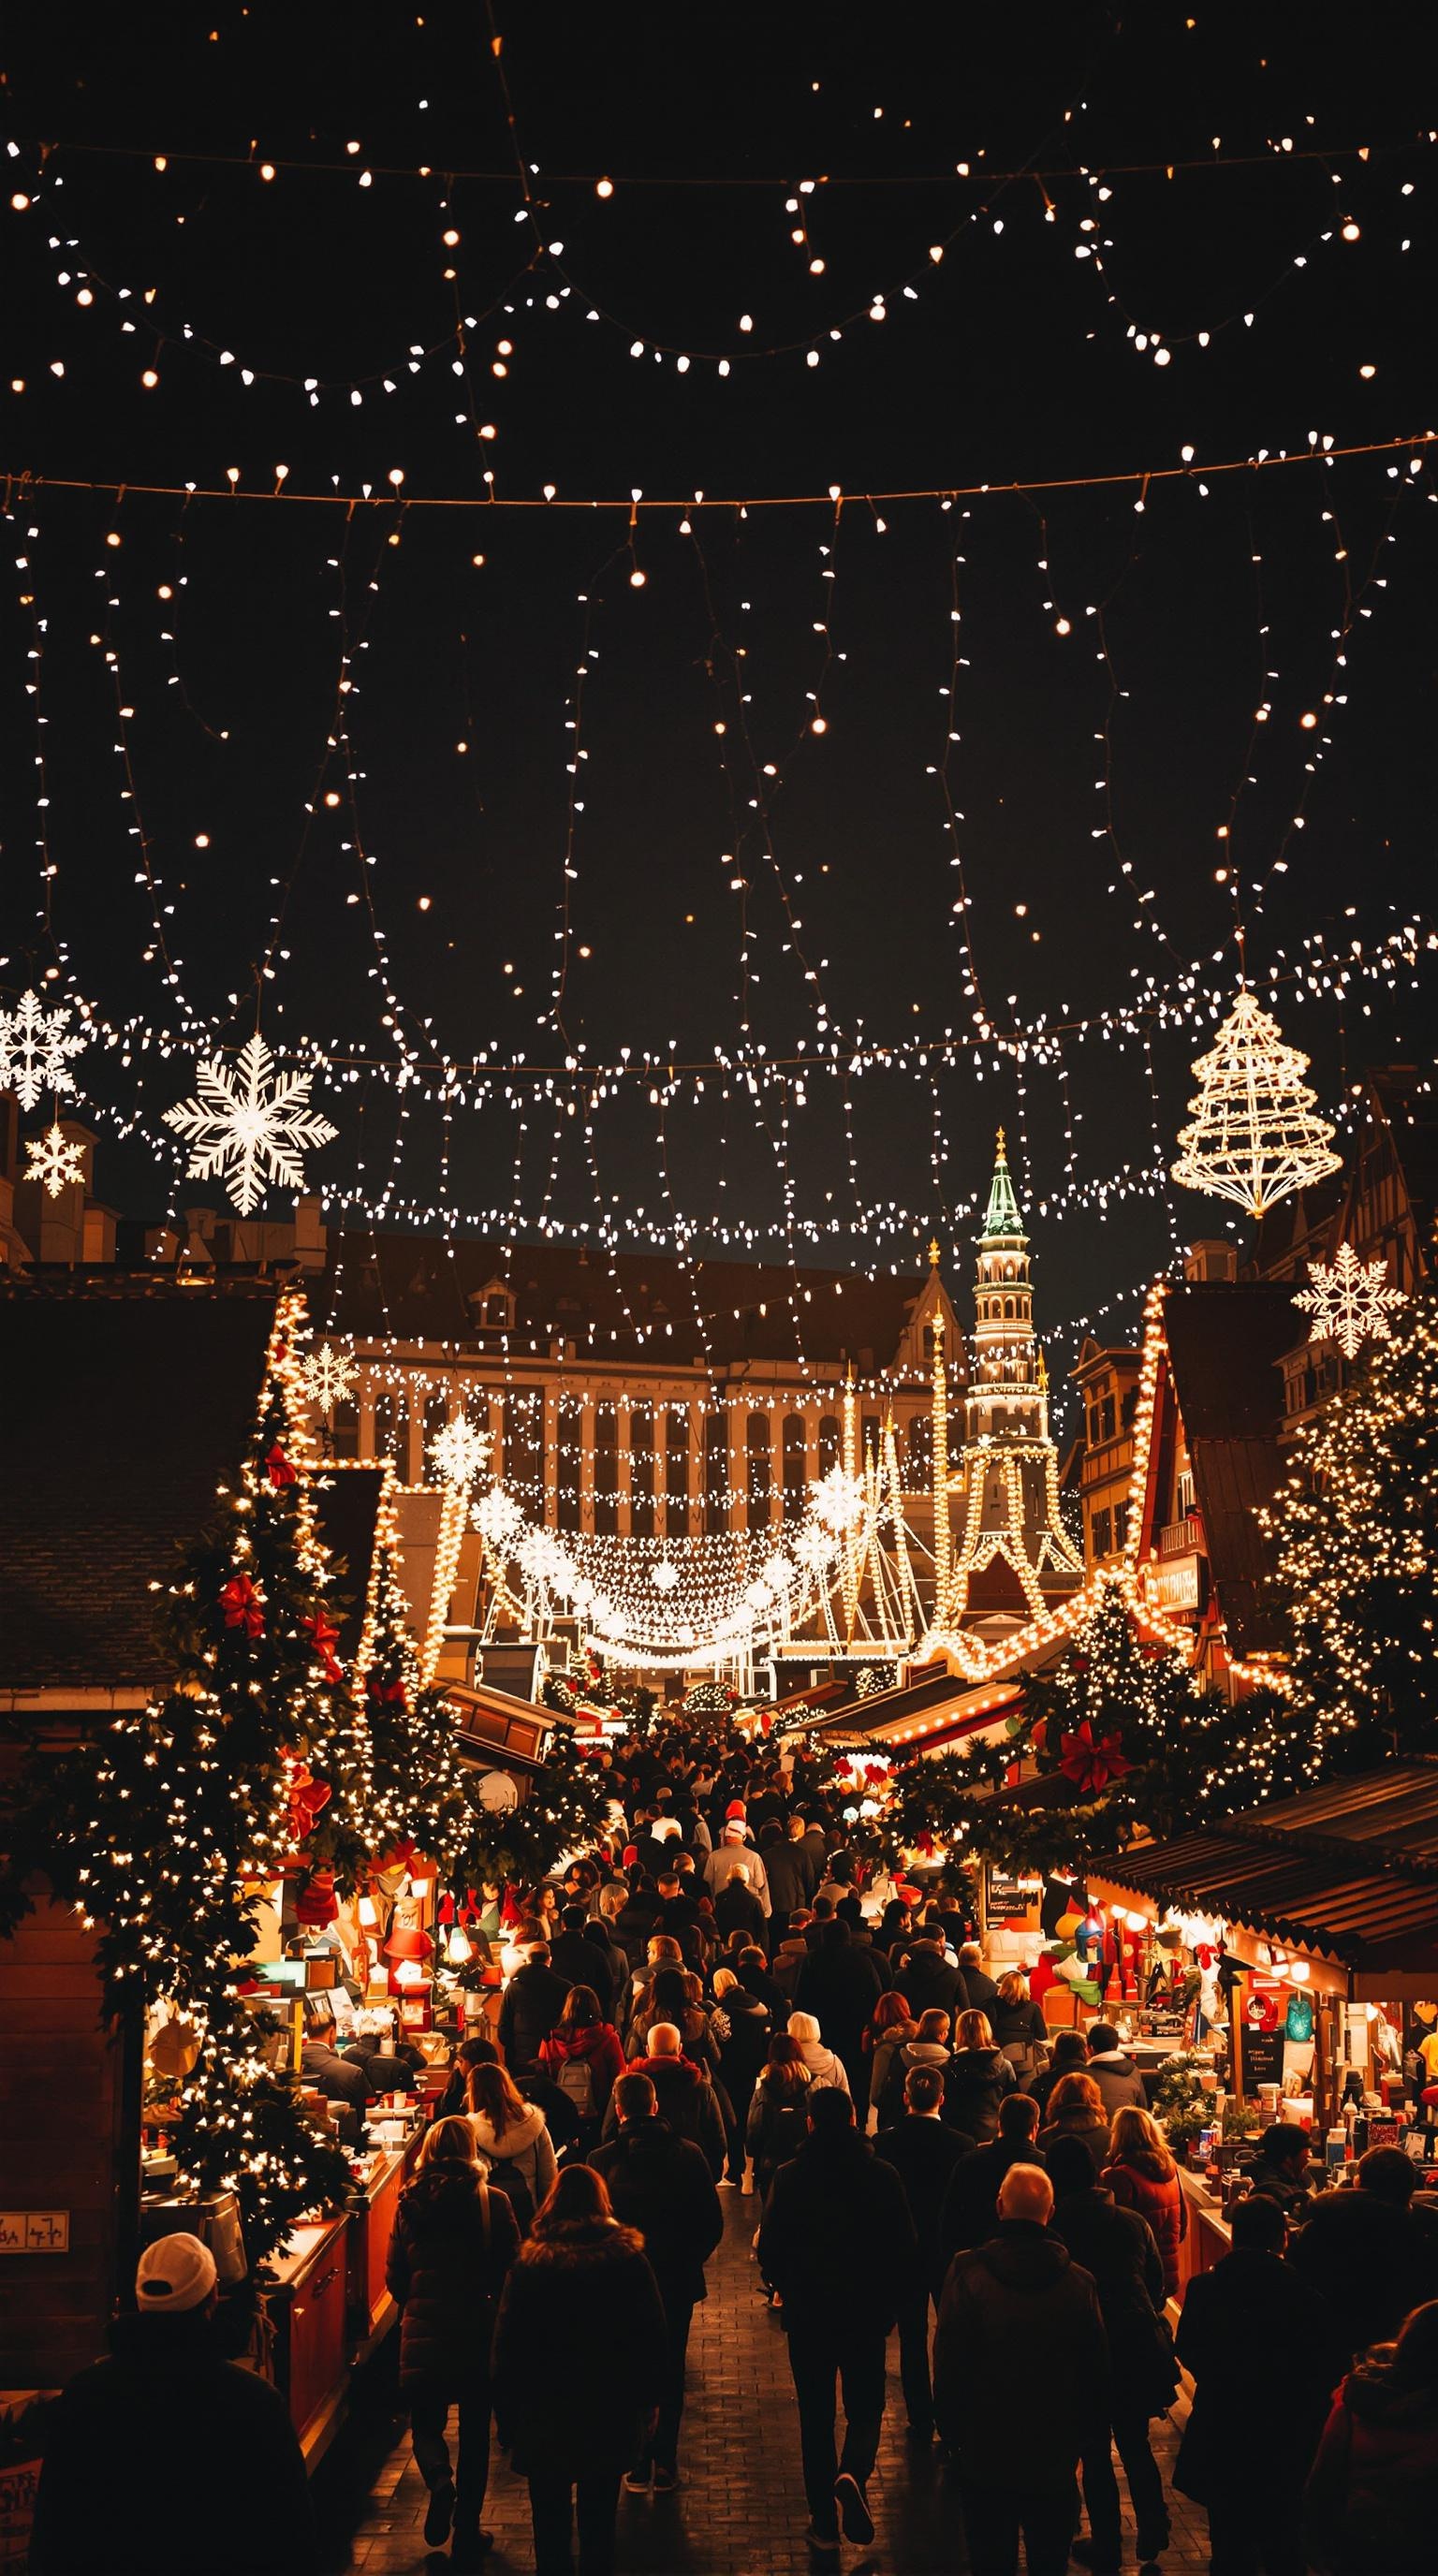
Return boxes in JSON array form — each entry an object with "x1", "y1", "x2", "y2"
[
  {"x1": 555, "y1": 2053, "x2": 597, "y2": 2122},
  {"x1": 481, "y1": 2153, "x2": 536, "y2": 2237}
]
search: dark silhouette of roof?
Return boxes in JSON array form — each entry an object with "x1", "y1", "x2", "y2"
[
  {"x1": 0, "y1": 1279, "x2": 278, "y2": 1692},
  {"x1": 1161, "y1": 1281, "x2": 1297, "y2": 1658},
  {"x1": 321, "y1": 1231, "x2": 943, "y2": 1376}
]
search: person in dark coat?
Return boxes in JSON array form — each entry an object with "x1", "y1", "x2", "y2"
[
  {"x1": 934, "y1": 2161, "x2": 1109, "y2": 2576},
  {"x1": 497, "y1": 1945, "x2": 571, "y2": 2075},
  {"x1": 713, "y1": 1861, "x2": 768, "y2": 1944},
  {"x1": 30, "y1": 2233, "x2": 315, "y2": 2576},
  {"x1": 1047, "y1": 2132, "x2": 1176, "y2": 2571},
  {"x1": 873, "y1": 2008, "x2": 960, "y2": 2131},
  {"x1": 613, "y1": 1876, "x2": 664, "y2": 1965},
  {"x1": 891, "y1": 1934, "x2": 968, "y2": 2026},
  {"x1": 945, "y1": 2010, "x2": 1016, "y2": 2142},
  {"x1": 582, "y1": 1913, "x2": 633, "y2": 2040},
  {"x1": 793, "y1": 1920, "x2": 884, "y2": 2091},
  {"x1": 492, "y1": 2162, "x2": 668, "y2": 2576},
  {"x1": 1176, "y1": 2191, "x2": 1343, "y2": 2576},
  {"x1": 745, "y1": 2037, "x2": 814, "y2": 2209},
  {"x1": 710, "y1": 1966, "x2": 773, "y2": 2182},
  {"x1": 384, "y1": 2115, "x2": 521, "y2": 2566},
  {"x1": 591, "y1": 2071, "x2": 725, "y2": 2490},
  {"x1": 758, "y1": 2087, "x2": 921, "y2": 2554},
  {"x1": 1303, "y1": 2298, "x2": 1438, "y2": 2576},
  {"x1": 1029, "y1": 2028, "x2": 1089, "y2": 2123},
  {"x1": 876, "y1": 2064, "x2": 975, "y2": 2441},
  {"x1": 939, "y1": 2090, "x2": 1048, "y2": 2267},
  {"x1": 991, "y1": 1971, "x2": 1051, "y2": 2085},
  {"x1": 600, "y1": 2024, "x2": 726, "y2": 2178},
  {"x1": 1287, "y1": 2144, "x2": 1438, "y2": 2364},
  {"x1": 957, "y1": 1942, "x2": 1002, "y2": 2020},
  {"x1": 760, "y1": 1818, "x2": 814, "y2": 1925},
  {"x1": 550, "y1": 1904, "x2": 618, "y2": 2009}
]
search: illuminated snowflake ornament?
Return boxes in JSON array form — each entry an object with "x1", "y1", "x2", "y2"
[
  {"x1": 428, "y1": 1413, "x2": 492, "y2": 1488},
  {"x1": 0, "y1": 988, "x2": 87, "y2": 1113},
  {"x1": 650, "y1": 1558, "x2": 680, "y2": 1594},
  {"x1": 1171, "y1": 988, "x2": 1341, "y2": 1218},
  {"x1": 474, "y1": 1483, "x2": 523, "y2": 1550},
  {"x1": 1293, "y1": 1241, "x2": 1406, "y2": 1361},
  {"x1": 813, "y1": 1465, "x2": 865, "y2": 1533},
  {"x1": 300, "y1": 1340, "x2": 358, "y2": 1414},
  {"x1": 24, "y1": 1121, "x2": 85, "y2": 1198},
  {"x1": 163, "y1": 1033, "x2": 337, "y2": 1216}
]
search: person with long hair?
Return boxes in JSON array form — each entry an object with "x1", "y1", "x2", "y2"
[
  {"x1": 537, "y1": 1983, "x2": 624, "y2": 2140},
  {"x1": 1037, "y1": 2070, "x2": 1113, "y2": 2182},
  {"x1": 863, "y1": 1990, "x2": 917, "y2": 2134},
  {"x1": 745, "y1": 2033, "x2": 814, "y2": 2206},
  {"x1": 945, "y1": 2008, "x2": 1016, "y2": 2142},
  {"x1": 991, "y1": 1969, "x2": 1050, "y2": 2086},
  {"x1": 492, "y1": 2163, "x2": 668, "y2": 2576},
  {"x1": 1103, "y1": 2105, "x2": 1186, "y2": 2300},
  {"x1": 465, "y1": 2060, "x2": 558, "y2": 2232},
  {"x1": 383, "y1": 2115, "x2": 521, "y2": 2569},
  {"x1": 1304, "y1": 2298, "x2": 1438, "y2": 2575}
]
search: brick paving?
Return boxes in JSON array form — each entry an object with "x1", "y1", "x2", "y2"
[{"x1": 320, "y1": 2193, "x2": 1212, "y2": 2574}]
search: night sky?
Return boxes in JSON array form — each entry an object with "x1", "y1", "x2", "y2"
[{"x1": 3, "y1": 4, "x2": 1437, "y2": 1398}]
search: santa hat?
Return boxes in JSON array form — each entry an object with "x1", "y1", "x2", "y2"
[{"x1": 725, "y1": 1800, "x2": 747, "y2": 1821}]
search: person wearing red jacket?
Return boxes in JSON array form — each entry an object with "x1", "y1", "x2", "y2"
[{"x1": 1103, "y1": 2105, "x2": 1186, "y2": 2301}]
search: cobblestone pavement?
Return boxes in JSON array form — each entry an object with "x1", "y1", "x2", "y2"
[{"x1": 321, "y1": 2194, "x2": 1213, "y2": 2575}]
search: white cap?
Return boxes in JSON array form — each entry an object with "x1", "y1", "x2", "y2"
[{"x1": 136, "y1": 2232, "x2": 217, "y2": 2314}]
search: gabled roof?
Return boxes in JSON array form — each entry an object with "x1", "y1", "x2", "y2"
[
  {"x1": 1158, "y1": 1281, "x2": 1296, "y2": 1657},
  {"x1": 0, "y1": 1279, "x2": 278, "y2": 1692},
  {"x1": 320, "y1": 1232, "x2": 945, "y2": 1376}
]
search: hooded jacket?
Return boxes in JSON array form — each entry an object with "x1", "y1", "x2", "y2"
[
  {"x1": 892, "y1": 1942, "x2": 969, "y2": 2025},
  {"x1": 1303, "y1": 2354, "x2": 1438, "y2": 2575},
  {"x1": 1104, "y1": 2149, "x2": 1185, "y2": 2298},
  {"x1": 875, "y1": 2037, "x2": 952, "y2": 2130},
  {"x1": 29, "y1": 2308, "x2": 315, "y2": 2576},
  {"x1": 492, "y1": 2219, "x2": 668, "y2": 2477},
  {"x1": 794, "y1": 2034, "x2": 852, "y2": 2095},
  {"x1": 601, "y1": 2050, "x2": 726, "y2": 2177},
  {"x1": 590, "y1": 2114, "x2": 725, "y2": 2304},
  {"x1": 1085, "y1": 2047, "x2": 1149, "y2": 2117},
  {"x1": 933, "y1": 2222, "x2": 1109, "y2": 2483},
  {"x1": 385, "y1": 2166, "x2": 521, "y2": 2388},
  {"x1": 537, "y1": 2019, "x2": 625, "y2": 2118},
  {"x1": 1175, "y1": 2245, "x2": 1343, "y2": 2507},
  {"x1": 703, "y1": 1838, "x2": 770, "y2": 1915},
  {"x1": 944, "y1": 2043, "x2": 1016, "y2": 2143},
  {"x1": 467, "y1": 2098, "x2": 559, "y2": 2214},
  {"x1": 757, "y1": 2129, "x2": 920, "y2": 2337}
]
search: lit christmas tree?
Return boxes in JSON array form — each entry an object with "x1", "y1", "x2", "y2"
[{"x1": 1265, "y1": 1295, "x2": 1438, "y2": 1757}]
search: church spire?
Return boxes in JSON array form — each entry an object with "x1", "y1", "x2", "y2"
[{"x1": 983, "y1": 1126, "x2": 1025, "y2": 1239}]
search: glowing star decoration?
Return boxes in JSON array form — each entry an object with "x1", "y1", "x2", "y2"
[
  {"x1": 0, "y1": 988, "x2": 87, "y2": 1113},
  {"x1": 300, "y1": 1340, "x2": 358, "y2": 1415},
  {"x1": 1293, "y1": 1242, "x2": 1406, "y2": 1361},
  {"x1": 163, "y1": 1033, "x2": 338, "y2": 1216},
  {"x1": 1170, "y1": 988, "x2": 1341, "y2": 1218},
  {"x1": 427, "y1": 1413, "x2": 492, "y2": 1489},
  {"x1": 24, "y1": 1120, "x2": 85, "y2": 1198}
]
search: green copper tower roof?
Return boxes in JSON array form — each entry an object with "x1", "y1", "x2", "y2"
[{"x1": 982, "y1": 1128, "x2": 1026, "y2": 1237}]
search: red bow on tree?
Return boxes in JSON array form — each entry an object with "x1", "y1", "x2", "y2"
[
  {"x1": 375, "y1": 1837, "x2": 415, "y2": 1873},
  {"x1": 281, "y1": 1754, "x2": 330, "y2": 1847},
  {"x1": 913, "y1": 1830, "x2": 937, "y2": 1857},
  {"x1": 266, "y1": 1442, "x2": 297, "y2": 1489},
  {"x1": 305, "y1": 1610, "x2": 343, "y2": 1683},
  {"x1": 368, "y1": 1673, "x2": 408, "y2": 1713},
  {"x1": 1058, "y1": 1722, "x2": 1132, "y2": 1795},
  {"x1": 219, "y1": 1573, "x2": 264, "y2": 1638}
]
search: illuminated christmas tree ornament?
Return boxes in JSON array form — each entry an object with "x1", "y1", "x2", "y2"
[
  {"x1": 1293, "y1": 1241, "x2": 1406, "y2": 1360},
  {"x1": 24, "y1": 1120, "x2": 86, "y2": 1197},
  {"x1": 1170, "y1": 988, "x2": 1341, "y2": 1217}
]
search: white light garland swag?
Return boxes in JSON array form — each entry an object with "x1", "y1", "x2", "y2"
[{"x1": 471, "y1": 1465, "x2": 867, "y2": 1665}]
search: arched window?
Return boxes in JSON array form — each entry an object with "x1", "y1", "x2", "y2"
[
  {"x1": 630, "y1": 1404, "x2": 655, "y2": 1538},
  {"x1": 818, "y1": 1414, "x2": 841, "y2": 1476},
  {"x1": 504, "y1": 1387, "x2": 542, "y2": 1509},
  {"x1": 747, "y1": 1412, "x2": 773, "y2": 1530},
  {"x1": 783, "y1": 1413, "x2": 808, "y2": 1520},
  {"x1": 1005, "y1": 1297, "x2": 1015, "y2": 1319}
]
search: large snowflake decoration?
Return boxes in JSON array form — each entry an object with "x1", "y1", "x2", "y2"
[
  {"x1": 162, "y1": 1034, "x2": 338, "y2": 1216},
  {"x1": 474, "y1": 1482, "x2": 523, "y2": 1550},
  {"x1": 1293, "y1": 1242, "x2": 1406, "y2": 1362},
  {"x1": 300, "y1": 1340, "x2": 358, "y2": 1414},
  {"x1": 24, "y1": 1121, "x2": 86, "y2": 1199},
  {"x1": 813, "y1": 1465, "x2": 866, "y2": 1533},
  {"x1": 428, "y1": 1413, "x2": 492, "y2": 1488},
  {"x1": 0, "y1": 988, "x2": 87, "y2": 1113}
]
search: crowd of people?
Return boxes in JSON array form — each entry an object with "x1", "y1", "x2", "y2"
[{"x1": 26, "y1": 1718, "x2": 1438, "y2": 2576}]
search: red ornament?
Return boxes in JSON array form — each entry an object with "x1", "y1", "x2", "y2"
[
  {"x1": 265, "y1": 1442, "x2": 297, "y2": 1488},
  {"x1": 219, "y1": 1573, "x2": 264, "y2": 1638},
  {"x1": 913, "y1": 1830, "x2": 937, "y2": 1858},
  {"x1": 1058, "y1": 1721, "x2": 1132, "y2": 1796},
  {"x1": 367, "y1": 1673, "x2": 407, "y2": 1713},
  {"x1": 305, "y1": 1610, "x2": 344, "y2": 1683},
  {"x1": 295, "y1": 1865, "x2": 338, "y2": 1926},
  {"x1": 1030, "y1": 1718, "x2": 1049, "y2": 1754},
  {"x1": 280, "y1": 1754, "x2": 330, "y2": 1846}
]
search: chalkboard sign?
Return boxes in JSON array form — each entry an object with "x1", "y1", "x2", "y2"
[{"x1": 986, "y1": 1864, "x2": 1043, "y2": 1925}]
